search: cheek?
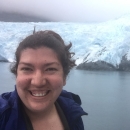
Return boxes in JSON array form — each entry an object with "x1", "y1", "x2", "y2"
[
  {"x1": 16, "y1": 76, "x2": 30, "y2": 88},
  {"x1": 50, "y1": 76, "x2": 65, "y2": 89}
]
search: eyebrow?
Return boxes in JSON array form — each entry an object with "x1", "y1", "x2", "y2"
[
  {"x1": 19, "y1": 62, "x2": 60, "y2": 67},
  {"x1": 19, "y1": 62, "x2": 33, "y2": 67},
  {"x1": 44, "y1": 62, "x2": 60, "y2": 66}
]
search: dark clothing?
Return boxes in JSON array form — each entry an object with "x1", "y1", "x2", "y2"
[
  {"x1": 23, "y1": 102, "x2": 70, "y2": 130},
  {"x1": 22, "y1": 108, "x2": 34, "y2": 130},
  {"x1": 0, "y1": 88, "x2": 87, "y2": 130},
  {"x1": 55, "y1": 102, "x2": 70, "y2": 130}
]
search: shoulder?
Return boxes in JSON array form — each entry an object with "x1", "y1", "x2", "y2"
[
  {"x1": 0, "y1": 90, "x2": 20, "y2": 129},
  {"x1": 0, "y1": 90, "x2": 18, "y2": 115},
  {"x1": 57, "y1": 90, "x2": 87, "y2": 118},
  {"x1": 59, "y1": 90, "x2": 82, "y2": 105},
  {"x1": 0, "y1": 92, "x2": 11, "y2": 115},
  {"x1": 57, "y1": 90, "x2": 87, "y2": 130},
  {"x1": 0, "y1": 92, "x2": 13, "y2": 129},
  {"x1": 0, "y1": 90, "x2": 26, "y2": 130},
  {"x1": 57, "y1": 90, "x2": 87, "y2": 115}
]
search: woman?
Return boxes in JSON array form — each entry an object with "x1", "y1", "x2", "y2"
[{"x1": 0, "y1": 30, "x2": 87, "y2": 130}]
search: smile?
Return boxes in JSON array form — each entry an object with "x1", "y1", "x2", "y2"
[{"x1": 30, "y1": 90, "x2": 50, "y2": 97}]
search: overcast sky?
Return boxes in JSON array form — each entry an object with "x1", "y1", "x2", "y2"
[{"x1": 0, "y1": 0, "x2": 130, "y2": 22}]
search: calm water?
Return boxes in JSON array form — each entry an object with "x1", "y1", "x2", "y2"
[{"x1": 0, "y1": 63, "x2": 130, "y2": 130}]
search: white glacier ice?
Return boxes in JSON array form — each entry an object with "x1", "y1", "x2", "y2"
[{"x1": 0, "y1": 14, "x2": 130, "y2": 67}]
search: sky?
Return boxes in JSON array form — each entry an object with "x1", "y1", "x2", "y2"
[{"x1": 0, "y1": 0, "x2": 130, "y2": 22}]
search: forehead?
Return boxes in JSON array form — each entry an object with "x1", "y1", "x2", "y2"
[{"x1": 19, "y1": 47, "x2": 60, "y2": 63}]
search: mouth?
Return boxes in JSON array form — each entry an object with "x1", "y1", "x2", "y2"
[{"x1": 29, "y1": 90, "x2": 50, "y2": 97}]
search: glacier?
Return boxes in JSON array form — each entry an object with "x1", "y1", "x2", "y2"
[{"x1": 0, "y1": 14, "x2": 130, "y2": 70}]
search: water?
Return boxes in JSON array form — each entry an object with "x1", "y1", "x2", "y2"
[
  {"x1": 0, "y1": 63, "x2": 130, "y2": 130},
  {"x1": 0, "y1": 62, "x2": 15, "y2": 92}
]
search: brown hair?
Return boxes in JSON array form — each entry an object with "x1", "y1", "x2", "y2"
[{"x1": 10, "y1": 30, "x2": 76, "y2": 77}]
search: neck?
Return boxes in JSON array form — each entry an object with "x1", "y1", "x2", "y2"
[
  {"x1": 23, "y1": 103, "x2": 56, "y2": 121},
  {"x1": 23, "y1": 103, "x2": 64, "y2": 130}
]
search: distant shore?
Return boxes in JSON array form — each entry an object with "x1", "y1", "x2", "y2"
[
  {"x1": 0, "y1": 55, "x2": 8, "y2": 62},
  {"x1": 77, "y1": 57, "x2": 130, "y2": 71}
]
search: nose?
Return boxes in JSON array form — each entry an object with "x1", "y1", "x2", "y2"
[{"x1": 31, "y1": 71, "x2": 46, "y2": 87}]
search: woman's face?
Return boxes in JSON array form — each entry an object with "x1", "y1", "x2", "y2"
[{"x1": 16, "y1": 47, "x2": 66, "y2": 113}]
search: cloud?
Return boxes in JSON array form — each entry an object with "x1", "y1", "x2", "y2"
[{"x1": 0, "y1": 0, "x2": 130, "y2": 22}]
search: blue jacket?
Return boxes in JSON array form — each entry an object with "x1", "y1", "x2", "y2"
[{"x1": 0, "y1": 89, "x2": 87, "y2": 130}]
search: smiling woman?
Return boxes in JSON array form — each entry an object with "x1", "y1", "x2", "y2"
[{"x1": 0, "y1": 30, "x2": 87, "y2": 130}]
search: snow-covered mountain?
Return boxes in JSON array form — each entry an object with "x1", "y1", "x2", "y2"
[{"x1": 1, "y1": 14, "x2": 130, "y2": 70}]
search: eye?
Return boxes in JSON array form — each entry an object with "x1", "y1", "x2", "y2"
[
  {"x1": 21, "y1": 67, "x2": 33, "y2": 72},
  {"x1": 46, "y1": 68, "x2": 57, "y2": 72}
]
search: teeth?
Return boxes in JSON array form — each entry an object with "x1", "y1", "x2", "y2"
[{"x1": 31, "y1": 91, "x2": 49, "y2": 97}]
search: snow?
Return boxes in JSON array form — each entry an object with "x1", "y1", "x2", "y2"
[{"x1": 1, "y1": 14, "x2": 130, "y2": 66}]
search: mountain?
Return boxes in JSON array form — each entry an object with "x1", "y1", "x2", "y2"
[
  {"x1": 0, "y1": 11, "x2": 51, "y2": 22},
  {"x1": 76, "y1": 14, "x2": 130, "y2": 71}
]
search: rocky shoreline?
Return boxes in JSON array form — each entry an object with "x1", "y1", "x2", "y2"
[
  {"x1": 0, "y1": 55, "x2": 8, "y2": 62},
  {"x1": 77, "y1": 56, "x2": 130, "y2": 71}
]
